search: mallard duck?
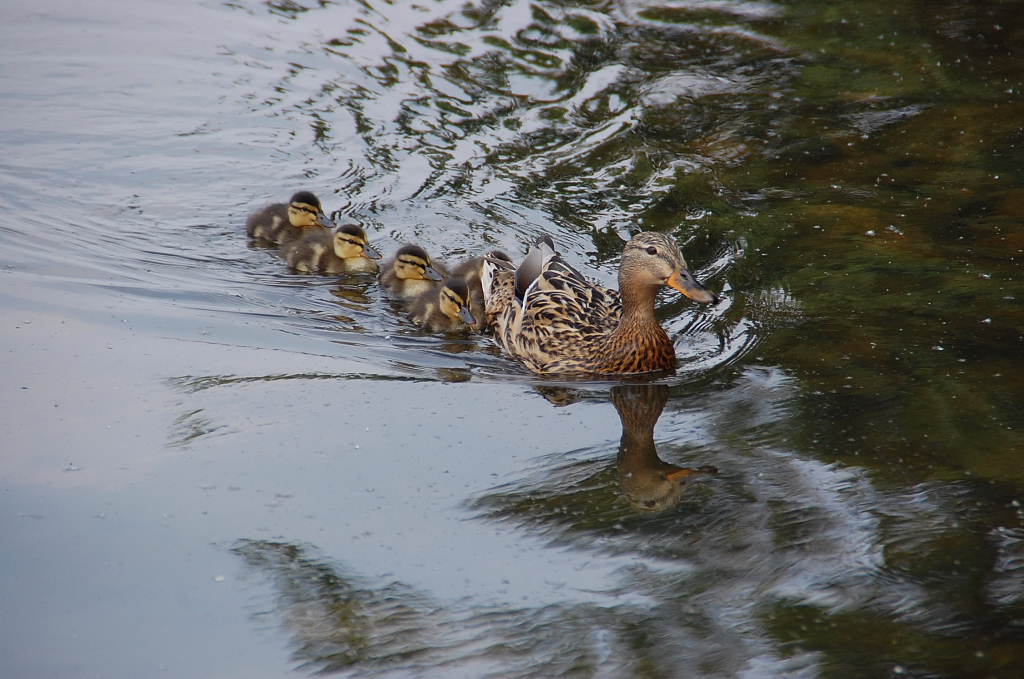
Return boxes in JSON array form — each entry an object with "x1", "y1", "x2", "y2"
[
  {"x1": 450, "y1": 250, "x2": 512, "y2": 330},
  {"x1": 284, "y1": 223, "x2": 382, "y2": 274},
  {"x1": 379, "y1": 244, "x2": 448, "y2": 300},
  {"x1": 481, "y1": 232, "x2": 717, "y2": 374},
  {"x1": 246, "y1": 191, "x2": 335, "y2": 245},
  {"x1": 408, "y1": 277, "x2": 478, "y2": 333}
]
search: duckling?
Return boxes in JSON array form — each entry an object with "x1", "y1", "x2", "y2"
[
  {"x1": 284, "y1": 223, "x2": 382, "y2": 274},
  {"x1": 408, "y1": 277, "x2": 478, "y2": 333},
  {"x1": 246, "y1": 191, "x2": 335, "y2": 245},
  {"x1": 481, "y1": 232, "x2": 717, "y2": 374},
  {"x1": 450, "y1": 250, "x2": 512, "y2": 327},
  {"x1": 451, "y1": 250, "x2": 513, "y2": 294},
  {"x1": 379, "y1": 244, "x2": 449, "y2": 301}
]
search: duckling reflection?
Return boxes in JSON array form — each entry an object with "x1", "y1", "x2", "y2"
[
  {"x1": 534, "y1": 386, "x2": 583, "y2": 407},
  {"x1": 612, "y1": 384, "x2": 717, "y2": 513}
]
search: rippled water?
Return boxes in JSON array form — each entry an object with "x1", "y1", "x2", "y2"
[{"x1": 2, "y1": 0, "x2": 1023, "y2": 677}]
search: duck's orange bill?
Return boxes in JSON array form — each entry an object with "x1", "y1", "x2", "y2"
[{"x1": 667, "y1": 270, "x2": 717, "y2": 304}]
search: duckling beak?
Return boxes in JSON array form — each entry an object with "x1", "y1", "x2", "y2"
[
  {"x1": 361, "y1": 244, "x2": 382, "y2": 260},
  {"x1": 316, "y1": 212, "x2": 336, "y2": 228},
  {"x1": 458, "y1": 305, "x2": 477, "y2": 326},
  {"x1": 424, "y1": 265, "x2": 444, "y2": 281},
  {"x1": 667, "y1": 269, "x2": 717, "y2": 304}
]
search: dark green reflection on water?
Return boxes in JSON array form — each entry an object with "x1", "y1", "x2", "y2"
[
  {"x1": 698, "y1": 0, "x2": 1024, "y2": 488},
  {"x1": 234, "y1": 538, "x2": 733, "y2": 678}
]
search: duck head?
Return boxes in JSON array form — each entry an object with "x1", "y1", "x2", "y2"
[
  {"x1": 286, "y1": 191, "x2": 335, "y2": 229},
  {"x1": 620, "y1": 232, "x2": 717, "y2": 304},
  {"x1": 438, "y1": 278, "x2": 477, "y2": 326},
  {"x1": 393, "y1": 244, "x2": 444, "y2": 281},
  {"x1": 332, "y1": 223, "x2": 381, "y2": 260}
]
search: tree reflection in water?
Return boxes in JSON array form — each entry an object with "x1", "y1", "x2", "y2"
[{"x1": 232, "y1": 385, "x2": 726, "y2": 677}]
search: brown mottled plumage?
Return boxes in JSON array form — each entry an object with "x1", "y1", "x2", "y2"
[
  {"x1": 246, "y1": 191, "x2": 335, "y2": 245},
  {"x1": 481, "y1": 232, "x2": 717, "y2": 375},
  {"x1": 408, "y1": 277, "x2": 478, "y2": 333},
  {"x1": 283, "y1": 223, "x2": 382, "y2": 274},
  {"x1": 379, "y1": 244, "x2": 449, "y2": 301}
]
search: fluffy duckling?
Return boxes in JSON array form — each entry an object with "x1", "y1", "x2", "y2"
[
  {"x1": 408, "y1": 277, "x2": 478, "y2": 333},
  {"x1": 284, "y1": 223, "x2": 382, "y2": 274},
  {"x1": 450, "y1": 250, "x2": 513, "y2": 294},
  {"x1": 246, "y1": 191, "x2": 335, "y2": 245},
  {"x1": 450, "y1": 250, "x2": 512, "y2": 325},
  {"x1": 379, "y1": 244, "x2": 449, "y2": 300}
]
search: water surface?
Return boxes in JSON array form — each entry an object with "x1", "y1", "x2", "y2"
[{"x1": 1, "y1": 0, "x2": 1023, "y2": 677}]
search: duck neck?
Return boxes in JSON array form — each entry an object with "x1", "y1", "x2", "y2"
[
  {"x1": 600, "y1": 276, "x2": 674, "y2": 373},
  {"x1": 617, "y1": 276, "x2": 660, "y2": 326}
]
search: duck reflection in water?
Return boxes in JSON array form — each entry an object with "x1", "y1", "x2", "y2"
[{"x1": 612, "y1": 384, "x2": 717, "y2": 513}]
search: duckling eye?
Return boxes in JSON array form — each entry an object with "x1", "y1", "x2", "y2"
[{"x1": 646, "y1": 246, "x2": 658, "y2": 255}]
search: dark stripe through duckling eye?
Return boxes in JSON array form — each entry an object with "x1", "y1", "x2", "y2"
[{"x1": 400, "y1": 257, "x2": 426, "y2": 269}]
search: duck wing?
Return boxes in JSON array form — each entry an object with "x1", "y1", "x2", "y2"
[
  {"x1": 540, "y1": 256, "x2": 621, "y2": 328},
  {"x1": 501, "y1": 248, "x2": 623, "y2": 364}
]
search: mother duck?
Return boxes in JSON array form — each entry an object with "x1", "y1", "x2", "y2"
[{"x1": 482, "y1": 232, "x2": 716, "y2": 375}]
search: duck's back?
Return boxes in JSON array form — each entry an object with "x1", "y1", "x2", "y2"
[
  {"x1": 408, "y1": 293, "x2": 448, "y2": 332},
  {"x1": 495, "y1": 256, "x2": 620, "y2": 356},
  {"x1": 284, "y1": 231, "x2": 330, "y2": 272},
  {"x1": 246, "y1": 203, "x2": 288, "y2": 241}
]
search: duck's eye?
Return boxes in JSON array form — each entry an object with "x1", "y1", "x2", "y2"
[{"x1": 646, "y1": 246, "x2": 658, "y2": 255}]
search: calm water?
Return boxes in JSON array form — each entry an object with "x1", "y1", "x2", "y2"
[{"x1": 2, "y1": 0, "x2": 1023, "y2": 677}]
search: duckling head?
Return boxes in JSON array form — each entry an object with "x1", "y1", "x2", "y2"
[
  {"x1": 393, "y1": 244, "x2": 443, "y2": 281},
  {"x1": 287, "y1": 191, "x2": 335, "y2": 229},
  {"x1": 620, "y1": 232, "x2": 717, "y2": 304},
  {"x1": 438, "y1": 278, "x2": 477, "y2": 326},
  {"x1": 332, "y1": 223, "x2": 382, "y2": 260}
]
